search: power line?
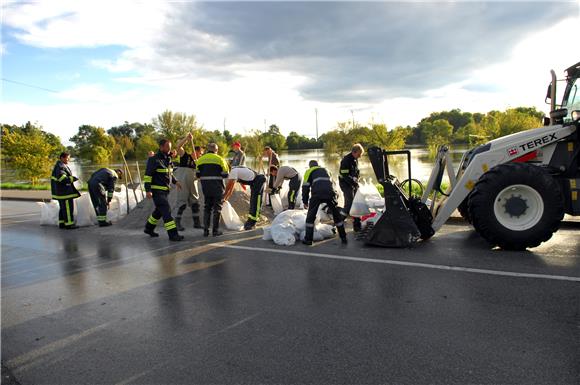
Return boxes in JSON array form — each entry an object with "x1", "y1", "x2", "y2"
[{"x1": 2, "y1": 78, "x2": 59, "y2": 93}]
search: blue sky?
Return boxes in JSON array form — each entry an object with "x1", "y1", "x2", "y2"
[{"x1": 1, "y1": 1, "x2": 579, "y2": 144}]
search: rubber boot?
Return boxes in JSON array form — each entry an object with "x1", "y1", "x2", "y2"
[
  {"x1": 175, "y1": 217, "x2": 185, "y2": 231},
  {"x1": 212, "y1": 210, "x2": 223, "y2": 236},
  {"x1": 337, "y1": 225, "x2": 348, "y2": 244},
  {"x1": 98, "y1": 221, "x2": 112, "y2": 227},
  {"x1": 193, "y1": 216, "x2": 202, "y2": 229},
  {"x1": 302, "y1": 225, "x2": 314, "y2": 245},
  {"x1": 353, "y1": 218, "x2": 362, "y2": 232},
  {"x1": 244, "y1": 219, "x2": 256, "y2": 231},
  {"x1": 203, "y1": 210, "x2": 211, "y2": 237},
  {"x1": 144, "y1": 221, "x2": 159, "y2": 237},
  {"x1": 168, "y1": 228, "x2": 184, "y2": 242}
]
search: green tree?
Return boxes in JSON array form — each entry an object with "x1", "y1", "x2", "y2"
[
  {"x1": 135, "y1": 134, "x2": 159, "y2": 158},
  {"x1": 70, "y1": 125, "x2": 115, "y2": 163},
  {"x1": 153, "y1": 110, "x2": 200, "y2": 144},
  {"x1": 261, "y1": 124, "x2": 287, "y2": 151},
  {"x1": 422, "y1": 119, "x2": 454, "y2": 152},
  {"x1": 1, "y1": 123, "x2": 64, "y2": 184}
]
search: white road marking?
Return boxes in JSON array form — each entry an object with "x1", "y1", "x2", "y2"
[{"x1": 214, "y1": 244, "x2": 580, "y2": 282}]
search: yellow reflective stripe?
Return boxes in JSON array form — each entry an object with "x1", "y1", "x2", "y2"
[
  {"x1": 97, "y1": 215, "x2": 107, "y2": 221},
  {"x1": 164, "y1": 220, "x2": 177, "y2": 230},
  {"x1": 156, "y1": 168, "x2": 170, "y2": 173},
  {"x1": 196, "y1": 153, "x2": 229, "y2": 171},
  {"x1": 303, "y1": 166, "x2": 320, "y2": 184},
  {"x1": 151, "y1": 185, "x2": 169, "y2": 191},
  {"x1": 52, "y1": 174, "x2": 68, "y2": 182},
  {"x1": 340, "y1": 169, "x2": 350, "y2": 173},
  {"x1": 65, "y1": 200, "x2": 73, "y2": 225},
  {"x1": 143, "y1": 176, "x2": 152, "y2": 182},
  {"x1": 248, "y1": 195, "x2": 262, "y2": 220},
  {"x1": 148, "y1": 216, "x2": 158, "y2": 225},
  {"x1": 289, "y1": 190, "x2": 295, "y2": 202},
  {"x1": 52, "y1": 194, "x2": 79, "y2": 199}
]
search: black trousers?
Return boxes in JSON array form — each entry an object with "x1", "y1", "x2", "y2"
[
  {"x1": 287, "y1": 174, "x2": 301, "y2": 209},
  {"x1": 58, "y1": 198, "x2": 75, "y2": 227},
  {"x1": 268, "y1": 174, "x2": 278, "y2": 204},
  {"x1": 247, "y1": 175, "x2": 266, "y2": 224},
  {"x1": 88, "y1": 183, "x2": 108, "y2": 224},
  {"x1": 145, "y1": 191, "x2": 178, "y2": 237},
  {"x1": 204, "y1": 194, "x2": 223, "y2": 231},
  {"x1": 305, "y1": 196, "x2": 346, "y2": 242},
  {"x1": 340, "y1": 184, "x2": 361, "y2": 229}
]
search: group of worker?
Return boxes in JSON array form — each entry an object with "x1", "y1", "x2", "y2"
[{"x1": 50, "y1": 135, "x2": 364, "y2": 246}]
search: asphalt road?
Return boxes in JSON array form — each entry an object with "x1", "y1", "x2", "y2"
[{"x1": 1, "y1": 201, "x2": 579, "y2": 385}]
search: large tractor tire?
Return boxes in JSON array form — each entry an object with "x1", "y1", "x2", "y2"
[
  {"x1": 457, "y1": 195, "x2": 472, "y2": 223},
  {"x1": 468, "y1": 163, "x2": 564, "y2": 250}
]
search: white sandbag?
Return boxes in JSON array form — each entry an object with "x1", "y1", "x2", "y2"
[
  {"x1": 299, "y1": 224, "x2": 335, "y2": 242},
  {"x1": 271, "y1": 193, "x2": 284, "y2": 215},
  {"x1": 349, "y1": 182, "x2": 384, "y2": 217},
  {"x1": 262, "y1": 226, "x2": 273, "y2": 240},
  {"x1": 222, "y1": 201, "x2": 244, "y2": 231},
  {"x1": 316, "y1": 203, "x2": 331, "y2": 222},
  {"x1": 75, "y1": 193, "x2": 97, "y2": 227},
  {"x1": 38, "y1": 201, "x2": 60, "y2": 226},
  {"x1": 316, "y1": 223, "x2": 335, "y2": 238},
  {"x1": 271, "y1": 223, "x2": 297, "y2": 246}
]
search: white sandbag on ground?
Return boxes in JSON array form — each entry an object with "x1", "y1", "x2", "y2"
[
  {"x1": 222, "y1": 201, "x2": 244, "y2": 231},
  {"x1": 265, "y1": 209, "x2": 336, "y2": 246},
  {"x1": 38, "y1": 201, "x2": 60, "y2": 226},
  {"x1": 38, "y1": 186, "x2": 144, "y2": 227},
  {"x1": 75, "y1": 194, "x2": 97, "y2": 227}
]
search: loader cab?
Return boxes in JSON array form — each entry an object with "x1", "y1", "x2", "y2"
[{"x1": 546, "y1": 61, "x2": 580, "y2": 125}]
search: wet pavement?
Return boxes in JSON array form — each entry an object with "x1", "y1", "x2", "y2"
[{"x1": 1, "y1": 201, "x2": 579, "y2": 384}]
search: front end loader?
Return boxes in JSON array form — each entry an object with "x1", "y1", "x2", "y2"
[{"x1": 362, "y1": 61, "x2": 580, "y2": 250}]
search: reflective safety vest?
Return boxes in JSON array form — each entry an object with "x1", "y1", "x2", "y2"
[
  {"x1": 50, "y1": 160, "x2": 81, "y2": 200},
  {"x1": 195, "y1": 152, "x2": 229, "y2": 196},
  {"x1": 302, "y1": 166, "x2": 335, "y2": 204},
  {"x1": 144, "y1": 151, "x2": 176, "y2": 193}
]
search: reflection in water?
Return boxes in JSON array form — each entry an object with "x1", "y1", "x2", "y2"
[{"x1": 59, "y1": 236, "x2": 87, "y2": 296}]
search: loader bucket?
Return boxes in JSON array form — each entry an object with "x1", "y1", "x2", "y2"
[
  {"x1": 363, "y1": 147, "x2": 424, "y2": 247},
  {"x1": 364, "y1": 180, "x2": 421, "y2": 247}
]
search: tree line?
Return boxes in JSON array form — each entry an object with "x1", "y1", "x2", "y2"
[{"x1": 1, "y1": 106, "x2": 546, "y2": 184}]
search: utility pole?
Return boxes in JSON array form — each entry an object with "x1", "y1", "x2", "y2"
[
  {"x1": 351, "y1": 110, "x2": 355, "y2": 129},
  {"x1": 315, "y1": 108, "x2": 319, "y2": 140},
  {"x1": 264, "y1": 119, "x2": 267, "y2": 132},
  {"x1": 223, "y1": 117, "x2": 226, "y2": 133}
]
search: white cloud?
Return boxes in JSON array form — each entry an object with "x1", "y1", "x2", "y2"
[{"x1": 2, "y1": 1, "x2": 579, "y2": 144}]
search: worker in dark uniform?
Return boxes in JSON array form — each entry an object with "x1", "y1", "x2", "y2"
[
  {"x1": 302, "y1": 160, "x2": 347, "y2": 245},
  {"x1": 88, "y1": 168, "x2": 123, "y2": 226},
  {"x1": 173, "y1": 133, "x2": 202, "y2": 231},
  {"x1": 223, "y1": 166, "x2": 266, "y2": 230},
  {"x1": 195, "y1": 143, "x2": 229, "y2": 237},
  {"x1": 339, "y1": 143, "x2": 364, "y2": 232},
  {"x1": 263, "y1": 146, "x2": 280, "y2": 206},
  {"x1": 51, "y1": 152, "x2": 81, "y2": 229},
  {"x1": 270, "y1": 165, "x2": 301, "y2": 209},
  {"x1": 143, "y1": 139, "x2": 184, "y2": 241}
]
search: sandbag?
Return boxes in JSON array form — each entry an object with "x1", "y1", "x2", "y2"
[
  {"x1": 349, "y1": 181, "x2": 384, "y2": 217},
  {"x1": 262, "y1": 226, "x2": 273, "y2": 241},
  {"x1": 271, "y1": 223, "x2": 297, "y2": 246},
  {"x1": 75, "y1": 193, "x2": 97, "y2": 227},
  {"x1": 222, "y1": 201, "x2": 244, "y2": 231},
  {"x1": 38, "y1": 201, "x2": 60, "y2": 226},
  {"x1": 271, "y1": 194, "x2": 284, "y2": 215}
]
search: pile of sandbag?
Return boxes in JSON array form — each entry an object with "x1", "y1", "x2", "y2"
[
  {"x1": 38, "y1": 185, "x2": 144, "y2": 227},
  {"x1": 262, "y1": 209, "x2": 335, "y2": 246}
]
